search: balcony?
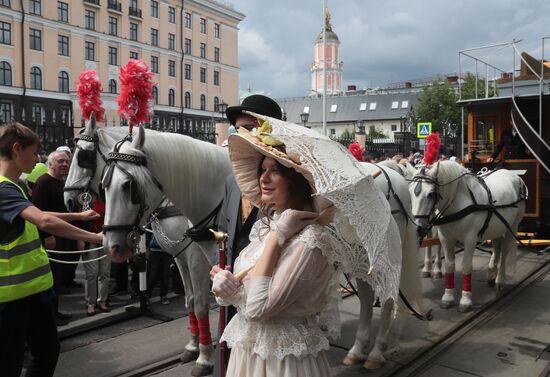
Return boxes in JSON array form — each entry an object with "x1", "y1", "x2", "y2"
[
  {"x1": 128, "y1": 7, "x2": 142, "y2": 19},
  {"x1": 107, "y1": 0, "x2": 122, "y2": 12},
  {"x1": 83, "y1": 0, "x2": 100, "y2": 7}
]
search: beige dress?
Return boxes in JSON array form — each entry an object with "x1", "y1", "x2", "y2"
[{"x1": 217, "y1": 219, "x2": 339, "y2": 377}]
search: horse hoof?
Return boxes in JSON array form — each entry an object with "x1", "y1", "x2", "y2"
[
  {"x1": 432, "y1": 272, "x2": 443, "y2": 279},
  {"x1": 458, "y1": 304, "x2": 473, "y2": 313},
  {"x1": 191, "y1": 363, "x2": 213, "y2": 377},
  {"x1": 421, "y1": 271, "x2": 431, "y2": 278},
  {"x1": 180, "y1": 349, "x2": 199, "y2": 364},
  {"x1": 487, "y1": 279, "x2": 495, "y2": 287},
  {"x1": 363, "y1": 358, "x2": 384, "y2": 370},
  {"x1": 440, "y1": 300, "x2": 455, "y2": 309},
  {"x1": 342, "y1": 353, "x2": 364, "y2": 365}
]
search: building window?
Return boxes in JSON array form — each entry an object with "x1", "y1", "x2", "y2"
[
  {"x1": 150, "y1": 28, "x2": 158, "y2": 46},
  {"x1": 168, "y1": 60, "x2": 175, "y2": 77},
  {"x1": 200, "y1": 43, "x2": 206, "y2": 58},
  {"x1": 57, "y1": 1, "x2": 68, "y2": 22},
  {"x1": 184, "y1": 64, "x2": 191, "y2": 80},
  {"x1": 213, "y1": 70, "x2": 219, "y2": 86},
  {"x1": 31, "y1": 104, "x2": 42, "y2": 124},
  {"x1": 214, "y1": 23, "x2": 220, "y2": 38},
  {"x1": 359, "y1": 102, "x2": 367, "y2": 111},
  {"x1": 185, "y1": 12, "x2": 191, "y2": 28},
  {"x1": 184, "y1": 92, "x2": 191, "y2": 108},
  {"x1": 184, "y1": 38, "x2": 191, "y2": 55},
  {"x1": 0, "y1": 101, "x2": 12, "y2": 122},
  {"x1": 200, "y1": 18, "x2": 206, "y2": 34},
  {"x1": 58, "y1": 35, "x2": 69, "y2": 56},
  {"x1": 0, "y1": 0, "x2": 11, "y2": 7},
  {"x1": 109, "y1": 79, "x2": 117, "y2": 94},
  {"x1": 29, "y1": 29, "x2": 41, "y2": 50},
  {"x1": 108, "y1": 47, "x2": 118, "y2": 65},
  {"x1": 0, "y1": 61, "x2": 12, "y2": 86},
  {"x1": 369, "y1": 102, "x2": 377, "y2": 110},
  {"x1": 391, "y1": 101, "x2": 398, "y2": 109},
  {"x1": 30, "y1": 67, "x2": 42, "y2": 90},
  {"x1": 29, "y1": 0, "x2": 40, "y2": 15},
  {"x1": 168, "y1": 33, "x2": 175, "y2": 50},
  {"x1": 391, "y1": 124, "x2": 397, "y2": 131},
  {"x1": 129, "y1": 22, "x2": 138, "y2": 41},
  {"x1": 401, "y1": 100, "x2": 409, "y2": 109},
  {"x1": 168, "y1": 89, "x2": 175, "y2": 106},
  {"x1": 168, "y1": 7, "x2": 176, "y2": 23},
  {"x1": 151, "y1": 56, "x2": 158, "y2": 73},
  {"x1": 150, "y1": 0, "x2": 158, "y2": 18},
  {"x1": 0, "y1": 22, "x2": 11, "y2": 45},
  {"x1": 58, "y1": 71, "x2": 69, "y2": 93},
  {"x1": 214, "y1": 47, "x2": 220, "y2": 62},
  {"x1": 85, "y1": 41, "x2": 95, "y2": 61},
  {"x1": 130, "y1": 51, "x2": 138, "y2": 59},
  {"x1": 108, "y1": 16, "x2": 118, "y2": 36},
  {"x1": 330, "y1": 128, "x2": 336, "y2": 136},
  {"x1": 85, "y1": 10, "x2": 96, "y2": 30},
  {"x1": 152, "y1": 86, "x2": 158, "y2": 104},
  {"x1": 213, "y1": 96, "x2": 219, "y2": 111},
  {"x1": 200, "y1": 67, "x2": 206, "y2": 83},
  {"x1": 330, "y1": 104, "x2": 337, "y2": 112},
  {"x1": 200, "y1": 94, "x2": 206, "y2": 110}
]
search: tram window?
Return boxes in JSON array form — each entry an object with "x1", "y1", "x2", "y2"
[{"x1": 475, "y1": 119, "x2": 495, "y2": 155}]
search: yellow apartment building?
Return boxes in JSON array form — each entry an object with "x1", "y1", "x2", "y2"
[{"x1": 0, "y1": 0, "x2": 244, "y2": 151}]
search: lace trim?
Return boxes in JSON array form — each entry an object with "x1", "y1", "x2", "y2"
[{"x1": 221, "y1": 312, "x2": 331, "y2": 360}]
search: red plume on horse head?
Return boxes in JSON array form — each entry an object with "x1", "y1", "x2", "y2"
[
  {"x1": 424, "y1": 132, "x2": 441, "y2": 166},
  {"x1": 117, "y1": 59, "x2": 155, "y2": 134},
  {"x1": 77, "y1": 70, "x2": 105, "y2": 123},
  {"x1": 348, "y1": 142, "x2": 364, "y2": 161}
]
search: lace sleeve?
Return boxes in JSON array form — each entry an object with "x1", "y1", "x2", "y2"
[
  {"x1": 215, "y1": 287, "x2": 244, "y2": 307},
  {"x1": 244, "y1": 225, "x2": 333, "y2": 321}
]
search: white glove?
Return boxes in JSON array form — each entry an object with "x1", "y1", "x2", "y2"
[
  {"x1": 275, "y1": 209, "x2": 319, "y2": 246},
  {"x1": 212, "y1": 269, "x2": 240, "y2": 298}
]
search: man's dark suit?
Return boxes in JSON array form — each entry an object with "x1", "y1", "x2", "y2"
[
  {"x1": 213, "y1": 175, "x2": 259, "y2": 377},
  {"x1": 491, "y1": 128, "x2": 529, "y2": 161}
]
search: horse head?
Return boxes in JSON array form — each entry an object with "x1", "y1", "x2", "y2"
[
  {"x1": 102, "y1": 126, "x2": 165, "y2": 263},
  {"x1": 64, "y1": 112, "x2": 101, "y2": 212},
  {"x1": 409, "y1": 162, "x2": 440, "y2": 239}
]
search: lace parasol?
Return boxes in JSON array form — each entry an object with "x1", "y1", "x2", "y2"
[{"x1": 244, "y1": 112, "x2": 401, "y2": 307}]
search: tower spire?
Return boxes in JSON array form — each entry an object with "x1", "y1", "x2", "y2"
[{"x1": 324, "y1": 5, "x2": 332, "y2": 32}]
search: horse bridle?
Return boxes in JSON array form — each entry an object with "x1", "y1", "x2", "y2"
[
  {"x1": 63, "y1": 131, "x2": 108, "y2": 209},
  {"x1": 101, "y1": 137, "x2": 164, "y2": 248}
]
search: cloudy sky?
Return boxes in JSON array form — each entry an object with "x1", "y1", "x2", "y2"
[{"x1": 232, "y1": 0, "x2": 550, "y2": 99}]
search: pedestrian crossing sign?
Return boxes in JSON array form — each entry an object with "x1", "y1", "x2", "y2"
[{"x1": 417, "y1": 122, "x2": 432, "y2": 139}]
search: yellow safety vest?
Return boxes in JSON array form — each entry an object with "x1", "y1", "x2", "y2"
[{"x1": 0, "y1": 175, "x2": 53, "y2": 303}]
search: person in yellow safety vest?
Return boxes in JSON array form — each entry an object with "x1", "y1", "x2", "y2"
[{"x1": 0, "y1": 123, "x2": 103, "y2": 377}]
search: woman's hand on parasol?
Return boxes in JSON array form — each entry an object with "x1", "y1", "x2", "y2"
[{"x1": 275, "y1": 209, "x2": 319, "y2": 246}]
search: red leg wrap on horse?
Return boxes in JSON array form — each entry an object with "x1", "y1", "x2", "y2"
[
  {"x1": 445, "y1": 272, "x2": 454, "y2": 289},
  {"x1": 198, "y1": 316, "x2": 212, "y2": 345},
  {"x1": 463, "y1": 274, "x2": 472, "y2": 292},
  {"x1": 188, "y1": 311, "x2": 198, "y2": 336}
]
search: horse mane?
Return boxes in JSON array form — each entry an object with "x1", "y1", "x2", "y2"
[{"x1": 427, "y1": 160, "x2": 469, "y2": 184}]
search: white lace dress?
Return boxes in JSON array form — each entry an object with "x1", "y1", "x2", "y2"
[{"x1": 217, "y1": 219, "x2": 339, "y2": 377}]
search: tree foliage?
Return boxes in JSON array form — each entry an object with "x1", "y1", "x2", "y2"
[
  {"x1": 416, "y1": 78, "x2": 461, "y2": 136},
  {"x1": 460, "y1": 72, "x2": 498, "y2": 100}
]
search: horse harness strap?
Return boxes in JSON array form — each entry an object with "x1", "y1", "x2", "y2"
[
  {"x1": 375, "y1": 165, "x2": 412, "y2": 225},
  {"x1": 432, "y1": 174, "x2": 526, "y2": 240}
]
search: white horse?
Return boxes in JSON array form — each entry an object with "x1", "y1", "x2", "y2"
[
  {"x1": 101, "y1": 126, "x2": 425, "y2": 370},
  {"x1": 63, "y1": 116, "x2": 216, "y2": 377},
  {"x1": 409, "y1": 161, "x2": 527, "y2": 312}
]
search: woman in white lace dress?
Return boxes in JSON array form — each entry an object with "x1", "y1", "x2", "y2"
[{"x1": 211, "y1": 130, "x2": 338, "y2": 377}]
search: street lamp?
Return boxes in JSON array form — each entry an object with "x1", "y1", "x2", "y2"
[
  {"x1": 300, "y1": 112, "x2": 310, "y2": 128},
  {"x1": 217, "y1": 101, "x2": 228, "y2": 119}
]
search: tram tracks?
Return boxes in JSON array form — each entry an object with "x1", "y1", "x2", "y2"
[{"x1": 388, "y1": 255, "x2": 550, "y2": 377}]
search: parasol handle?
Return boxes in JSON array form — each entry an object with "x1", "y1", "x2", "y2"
[{"x1": 371, "y1": 169, "x2": 382, "y2": 179}]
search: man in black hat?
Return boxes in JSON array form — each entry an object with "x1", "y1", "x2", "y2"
[
  {"x1": 487, "y1": 120, "x2": 530, "y2": 164},
  {"x1": 210, "y1": 94, "x2": 282, "y2": 376}
]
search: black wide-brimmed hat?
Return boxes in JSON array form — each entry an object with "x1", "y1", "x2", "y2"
[{"x1": 226, "y1": 94, "x2": 282, "y2": 126}]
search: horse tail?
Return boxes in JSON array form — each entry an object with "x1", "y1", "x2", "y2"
[{"x1": 398, "y1": 212, "x2": 425, "y2": 318}]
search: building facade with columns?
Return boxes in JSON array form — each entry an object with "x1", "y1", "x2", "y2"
[{"x1": 0, "y1": 0, "x2": 243, "y2": 152}]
